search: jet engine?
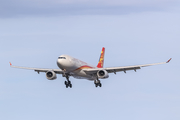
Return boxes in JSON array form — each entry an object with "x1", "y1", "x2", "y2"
[
  {"x1": 97, "y1": 70, "x2": 109, "y2": 79},
  {"x1": 46, "y1": 71, "x2": 57, "y2": 80}
]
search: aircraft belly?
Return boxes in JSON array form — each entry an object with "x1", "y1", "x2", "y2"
[{"x1": 72, "y1": 70, "x2": 93, "y2": 80}]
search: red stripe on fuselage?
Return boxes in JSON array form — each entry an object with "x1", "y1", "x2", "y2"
[{"x1": 74, "y1": 65, "x2": 94, "y2": 71}]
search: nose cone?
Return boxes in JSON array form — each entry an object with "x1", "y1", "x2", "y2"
[{"x1": 57, "y1": 55, "x2": 73, "y2": 70}]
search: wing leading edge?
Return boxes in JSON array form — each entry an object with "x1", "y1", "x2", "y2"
[
  {"x1": 9, "y1": 63, "x2": 64, "y2": 74},
  {"x1": 83, "y1": 58, "x2": 172, "y2": 74}
]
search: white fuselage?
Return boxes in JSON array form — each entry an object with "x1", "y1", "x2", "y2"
[{"x1": 57, "y1": 55, "x2": 96, "y2": 80}]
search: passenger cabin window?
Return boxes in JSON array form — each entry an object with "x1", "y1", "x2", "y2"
[{"x1": 58, "y1": 57, "x2": 66, "y2": 59}]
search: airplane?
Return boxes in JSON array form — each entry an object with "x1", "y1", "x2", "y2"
[{"x1": 10, "y1": 47, "x2": 172, "y2": 88}]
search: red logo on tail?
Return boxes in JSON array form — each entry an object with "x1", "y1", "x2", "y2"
[{"x1": 97, "y1": 47, "x2": 105, "y2": 68}]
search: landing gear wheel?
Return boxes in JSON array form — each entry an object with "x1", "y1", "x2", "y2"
[
  {"x1": 94, "y1": 80, "x2": 102, "y2": 87},
  {"x1": 64, "y1": 80, "x2": 72, "y2": 88},
  {"x1": 63, "y1": 74, "x2": 72, "y2": 88},
  {"x1": 68, "y1": 81, "x2": 71, "y2": 84},
  {"x1": 65, "y1": 81, "x2": 67, "y2": 85}
]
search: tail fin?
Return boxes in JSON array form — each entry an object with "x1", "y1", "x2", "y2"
[{"x1": 97, "y1": 47, "x2": 105, "y2": 68}]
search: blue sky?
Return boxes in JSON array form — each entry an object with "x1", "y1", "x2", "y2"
[{"x1": 0, "y1": 0, "x2": 180, "y2": 120}]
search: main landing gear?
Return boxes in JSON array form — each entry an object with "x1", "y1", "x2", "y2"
[
  {"x1": 64, "y1": 80, "x2": 72, "y2": 88},
  {"x1": 63, "y1": 74, "x2": 72, "y2": 88},
  {"x1": 94, "y1": 80, "x2": 102, "y2": 87}
]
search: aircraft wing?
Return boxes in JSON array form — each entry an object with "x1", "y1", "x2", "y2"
[
  {"x1": 83, "y1": 58, "x2": 172, "y2": 74},
  {"x1": 9, "y1": 63, "x2": 64, "y2": 74}
]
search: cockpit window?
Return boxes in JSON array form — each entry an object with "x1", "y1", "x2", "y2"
[{"x1": 58, "y1": 57, "x2": 66, "y2": 59}]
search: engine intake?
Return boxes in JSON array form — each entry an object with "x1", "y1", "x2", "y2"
[
  {"x1": 97, "y1": 70, "x2": 109, "y2": 79},
  {"x1": 46, "y1": 71, "x2": 57, "y2": 80}
]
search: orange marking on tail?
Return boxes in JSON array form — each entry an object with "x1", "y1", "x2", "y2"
[{"x1": 97, "y1": 47, "x2": 105, "y2": 68}]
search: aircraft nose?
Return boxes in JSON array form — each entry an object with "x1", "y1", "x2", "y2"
[
  {"x1": 57, "y1": 59, "x2": 64, "y2": 69},
  {"x1": 57, "y1": 57, "x2": 72, "y2": 69}
]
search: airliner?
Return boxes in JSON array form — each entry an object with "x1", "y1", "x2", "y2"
[{"x1": 10, "y1": 47, "x2": 171, "y2": 88}]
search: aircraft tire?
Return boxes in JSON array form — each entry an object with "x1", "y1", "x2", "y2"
[
  {"x1": 68, "y1": 81, "x2": 71, "y2": 84},
  {"x1": 65, "y1": 81, "x2": 67, "y2": 85}
]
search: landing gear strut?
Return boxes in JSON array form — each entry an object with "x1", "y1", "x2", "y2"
[
  {"x1": 63, "y1": 74, "x2": 72, "y2": 88},
  {"x1": 94, "y1": 80, "x2": 102, "y2": 87}
]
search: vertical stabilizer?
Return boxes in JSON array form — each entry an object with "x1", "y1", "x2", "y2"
[{"x1": 97, "y1": 47, "x2": 105, "y2": 68}]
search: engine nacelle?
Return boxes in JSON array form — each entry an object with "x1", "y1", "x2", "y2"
[
  {"x1": 46, "y1": 71, "x2": 57, "y2": 80},
  {"x1": 97, "y1": 70, "x2": 109, "y2": 79}
]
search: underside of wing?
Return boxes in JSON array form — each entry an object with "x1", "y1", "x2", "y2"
[
  {"x1": 10, "y1": 63, "x2": 64, "y2": 74},
  {"x1": 83, "y1": 58, "x2": 172, "y2": 75},
  {"x1": 83, "y1": 66, "x2": 141, "y2": 74}
]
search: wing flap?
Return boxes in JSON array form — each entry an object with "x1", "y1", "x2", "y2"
[
  {"x1": 106, "y1": 66, "x2": 141, "y2": 73},
  {"x1": 83, "y1": 66, "x2": 141, "y2": 74}
]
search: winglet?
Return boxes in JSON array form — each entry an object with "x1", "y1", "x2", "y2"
[
  {"x1": 9, "y1": 62, "x2": 12, "y2": 66},
  {"x1": 166, "y1": 58, "x2": 172, "y2": 63}
]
